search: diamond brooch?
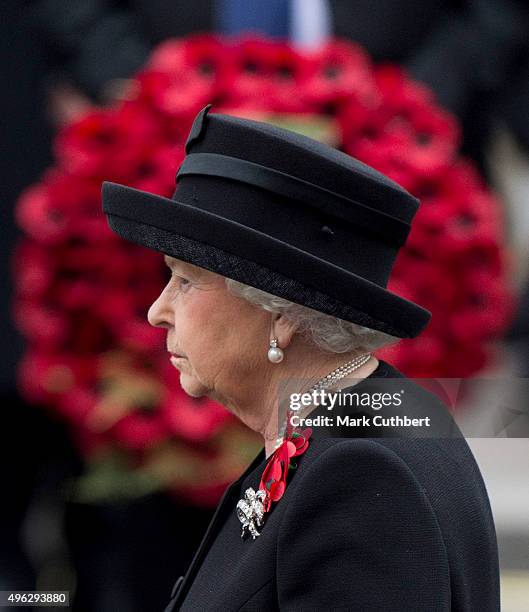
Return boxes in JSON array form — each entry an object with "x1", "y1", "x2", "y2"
[{"x1": 236, "y1": 487, "x2": 267, "y2": 539}]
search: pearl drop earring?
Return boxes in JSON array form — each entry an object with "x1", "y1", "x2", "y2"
[{"x1": 267, "y1": 338, "x2": 284, "y2": 363}]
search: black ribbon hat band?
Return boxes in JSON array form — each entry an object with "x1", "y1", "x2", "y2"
[{"x1": 177, "y1": 153, "x2": 411, "y2": 248}]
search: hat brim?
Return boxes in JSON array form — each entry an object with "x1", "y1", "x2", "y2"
[{"x1": 102, "y1": 181, "x2": 431, "y2": 338}]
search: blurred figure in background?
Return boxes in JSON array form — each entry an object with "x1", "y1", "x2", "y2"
[{"x1": 24, "y1": 0, "x2": 529, "y2": 172}]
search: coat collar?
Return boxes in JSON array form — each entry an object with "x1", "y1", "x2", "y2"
[{"x1": 168, "y1": 446, "x2": 266, "y2": 610}]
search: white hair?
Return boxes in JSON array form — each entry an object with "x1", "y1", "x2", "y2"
[{"x1": 224, "y1": 278, "x2": 400, "y2": 354}]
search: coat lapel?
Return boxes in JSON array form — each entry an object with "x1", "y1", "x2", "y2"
[{"x1": 169, "y1": 446, "x2": 266, "y2": 609}]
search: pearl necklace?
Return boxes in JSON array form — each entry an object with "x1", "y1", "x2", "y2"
[{"x1": 273, "y1": 352, "x2": 372, "y2": 450}]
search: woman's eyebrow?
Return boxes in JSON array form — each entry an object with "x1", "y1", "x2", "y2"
[{"x1": 163, "y1": 256, "x2": 201, "y2": 278}]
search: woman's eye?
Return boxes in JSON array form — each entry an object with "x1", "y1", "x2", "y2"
[{"x1": 171, "y1": 273, "x2": 191, "y2": 291}]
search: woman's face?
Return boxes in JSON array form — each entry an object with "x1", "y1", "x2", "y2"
[{"x1": 147, "y1": 255, "x2": 269, "y2": 400}]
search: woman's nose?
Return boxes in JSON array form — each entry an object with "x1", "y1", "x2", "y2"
[{"x1": 147, "y1": 291, "x2": 172, "y2": 328}]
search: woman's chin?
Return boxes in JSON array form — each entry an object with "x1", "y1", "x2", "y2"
[{"x1": 178, "y1": 371, "x2": 209, "y2": 398}]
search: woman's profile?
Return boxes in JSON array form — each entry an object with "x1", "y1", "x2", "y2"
[{"x1": 101, "y1": 104, "x2": 500, "y2": 611}]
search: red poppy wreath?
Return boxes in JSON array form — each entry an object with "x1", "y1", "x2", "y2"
[{"x1": 13, "y1": 34, "x2": 515, "y2": 506}]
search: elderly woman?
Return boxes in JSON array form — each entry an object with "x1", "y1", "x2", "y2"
[{"x1": 102, "y1": 105, "x2": 500, "y2": 611}]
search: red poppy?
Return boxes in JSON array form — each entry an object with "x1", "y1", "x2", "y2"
[{"x1": 259, "y1": 426, "x2": 312, "y2": 512}]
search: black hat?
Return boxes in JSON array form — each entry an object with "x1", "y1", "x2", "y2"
[{"x1": 102, "y1": 104, "x2": 431, "y2": 339}]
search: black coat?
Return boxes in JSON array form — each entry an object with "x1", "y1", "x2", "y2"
[{"x1": 164, "y1": 359, "x2": 500, "y2": 611}]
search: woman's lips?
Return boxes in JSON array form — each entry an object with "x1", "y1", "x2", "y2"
[{"x1": 170, "y1": 352, "x2": 186, "y2": 364}]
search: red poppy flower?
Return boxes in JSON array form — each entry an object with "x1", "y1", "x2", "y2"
[
  {"x1": 301, "y1": 40, "x2": 374, "y2": 110},
  {"x1": 259, "y1": 426, "x2": 312, "y2": 512},
  {"x1": 55, "y1": 105, "x2": 161, "y2": 182}
]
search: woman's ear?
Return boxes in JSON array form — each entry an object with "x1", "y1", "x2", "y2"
[{"x1": 272, "y1": 314, "x2": 299, "y2": 348}]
